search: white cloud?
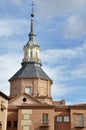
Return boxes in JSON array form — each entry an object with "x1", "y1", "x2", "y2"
[
  {"x1": 10, "y1": 0, "x2": 22, "y2": 6},
  {"x1": 0, "y1": 54, "x2": 21, "y2": 95},
  {"x1": 52, "y1": 84, "x2": 69, "y2": 98},
  {"x1": 72, "y1": 64, "x2": 86, "y2": 78},
  {"x1": 83, "y1": 40, "x2": 86, "y2": 51},
  {"x1": 51, "y1": 81, "x2": 86, "y2": 104},
  {"x1": 63, "y1": 10, "x2": 86, "y2": 39},
  {"x1": 41, "y1": 41, "x2": 86, "y2": 83},
  {"x1": 0, "y1": 19, "x2": 28, "y2": 37},
  {"x1": 1, "y1": 0, "x2": 86, "y2": 21},
  {"x1": 0, "y1": 0, "x2": 22, "y2": 7},
  {"x1": 41, "y1": 44, "x2": 85, "y2": 65},
  {"x1": 36, "y1": 0, "x2": 86, "y2": 21},
  {"x1": 51, "y1": 83, "x2": 77, "y2": 98},
  {"x1": 0, "y1": 1, "x2": 86, "y2": 41},
  {"x1": 43, "y1": 65, "x2": 68, "y2": 82}
]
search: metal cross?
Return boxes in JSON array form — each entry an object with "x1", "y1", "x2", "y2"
[{"x1": 31, "y1": 1, "x2": 35, "y2": 14}]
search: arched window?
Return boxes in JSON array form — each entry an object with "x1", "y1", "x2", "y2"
[
  {"x1": 64, "y1": 116, "x2": 69, "y2": 122},
  {"x1": 25, "y1": 86, "x2": 32, "y2": 95},
  {"x1": 56, "y1": 115, "x2": 62, "y2": 122},
  {"x1": 30, "y1": 51, "x2": 32, "y2": 60},
  {"x1": 36, "y1": 52, "x2": 37, "y2": 57}
]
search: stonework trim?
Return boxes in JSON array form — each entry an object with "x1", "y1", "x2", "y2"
[{"x1": 23, "y1": 126, "x2": 29, "y2": 130}]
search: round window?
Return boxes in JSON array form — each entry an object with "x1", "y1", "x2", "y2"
[{"x1": 22, "y1": 98, "x2": 27, "y2": 102}]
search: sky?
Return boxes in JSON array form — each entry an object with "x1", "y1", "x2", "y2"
[{"x1": 0, "y1": 0, "x2": 86, "y2": 105}]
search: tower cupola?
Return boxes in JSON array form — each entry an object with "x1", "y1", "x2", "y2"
[{"x1": 22, "y1": 2, "x2": 41, "y2": 64}]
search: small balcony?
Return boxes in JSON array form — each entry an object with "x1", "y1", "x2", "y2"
[
  {"x1": 74, "y1": 122, "x2": 85, "y2": 128},
  {"x1": 75, "y1": 126, "x2": 85, "y2": 128},
  {"x1": 39, "y1": 120, "x2": 49, "y2": 128}
]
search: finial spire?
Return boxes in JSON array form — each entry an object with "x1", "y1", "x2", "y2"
[
  {"x1": 29, "y1": 1, "x2": 36, "y2": 41},
  {"x1": 31, "y1": 1, "x2": 35, "y2": 16}
]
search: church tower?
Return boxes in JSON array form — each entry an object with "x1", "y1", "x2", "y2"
[{"x1": 9, "y1": 2, "x2": 52, "y2": 104}]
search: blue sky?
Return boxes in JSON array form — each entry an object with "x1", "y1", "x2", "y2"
[{"x1": 0, "y1": 0, "x2": 86, "y2": 104}]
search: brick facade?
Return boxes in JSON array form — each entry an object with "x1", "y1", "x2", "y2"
[{"x1": 0, "y1": 91, "x2": 9, "y2": 130}]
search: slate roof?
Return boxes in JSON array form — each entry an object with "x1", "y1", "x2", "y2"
[{"x1": 9, "y1": 62, "x2": 52, "y2": 81}]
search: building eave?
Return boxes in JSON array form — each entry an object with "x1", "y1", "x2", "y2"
[{"x1": 0, "y1": 91, "x2": 10, "y2": 100}]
